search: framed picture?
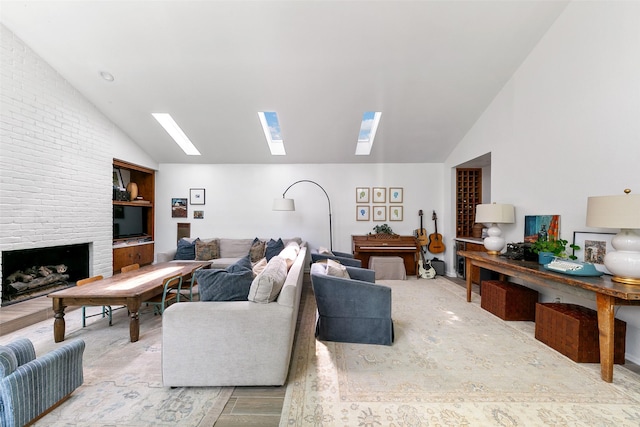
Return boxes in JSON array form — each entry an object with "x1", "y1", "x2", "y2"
[
  {"x1": 372, "y1": 187, "x2": 386, "y2": 203},
  {"x1": 389, "y1": 205, "x2": 403, "y2": 221},
  {"x1": 190, "y1": 188, "x2": 206, "y2": 205},
  {"x1": 572, "y1": 231, "x2": 615, "y2": 274},
  {"x1": 171, "y1": 198, "x2": 188, "y2": 218},
  {"x1": 373, "y1": 205, "x2": 386, "y2": 221},
  {"x1": 194, "y1": 210, "x2": 204, "y2": 219},
  {"x1": 356, "y1": 205, "x2": 370, "y2": 221},
  {"x1": 389, "y1": 187, "x2": 403, "y2": 203},
  {"x1": 112, "y1": 167, "x2": 124, "y2": 189},
  {"x1": 524, "y1": 215, "x2": 560, "y2": 243},
  {"x1": 356, "y1": 187, "x2": 370, "y2": 203}
]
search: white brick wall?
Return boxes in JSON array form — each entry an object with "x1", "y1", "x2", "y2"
[{"x1": 0, "y1": 24, "x2": 114, "y2": 291}]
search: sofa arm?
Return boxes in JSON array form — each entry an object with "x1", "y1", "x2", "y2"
[
  {"x1": 345, "y1": 266, "x2": 375, "y2": 282},
  {"x1": 156, "y1": 250, "x2": 176, "y2": 263},
  {"x1": 0, "y1": 339, "x2": 85, "y2": 427},
  {"x1": 311, "y1": 253, "x2": 362, "y2": 267}
]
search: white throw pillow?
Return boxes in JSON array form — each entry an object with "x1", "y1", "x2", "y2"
[
  {"x1": 248, "y1": 256, "x2": 288, "y2": 303},
  {"x1": 252, "y1": 257, "x2": 268, "y2": 276},
  {"x1": 318, "y1": 246, "x2": 333, "y2": 255},
  {"x1": 326, "y1": 259, "x2": 350, "y2": 279}
]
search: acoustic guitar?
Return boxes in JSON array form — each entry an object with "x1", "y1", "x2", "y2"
[
  {"x1": 414, "y1": 210, "x2": 429, "y2": 246},
  {"x1": 427, "y1": 210, "x2": 445, "y2": 253}
]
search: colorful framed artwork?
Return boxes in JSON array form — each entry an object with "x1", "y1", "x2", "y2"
[
  {"x1": 389, "y1": 205, "x2": 403, "y2": 221},
  {"x1": 373, "y1": 205, "x2": 386, "y2": 221},
  {"x1": 524, "y1": 215, "x2": 560, "y2": 243},
  {"x1": 356, "y1": 187, "x2": 370, "y2": 203},
  {"x1": 356, "y1": 205, "x2": 370, "y2": 221},
  {"x1": 194, "y1": 210, "x2": 204, "y2": 219},
  {"x1": 372, "y1": 187, "x2": 386, "y2": 203},
  {"x1": 572, "y1": 231, "x2": 615, "y2": 274},
  {"x1": 190, "y1": 188, "x2": 205, "y2": 205},
  {"x1": 171, "y1": 198, "x2": 188, "y2": 218},
  {"x1": 389, "y1": 187, "x2": 403, "y2": 203}
]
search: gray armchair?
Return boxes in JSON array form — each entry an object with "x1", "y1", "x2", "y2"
[
  {"x1": 310, "y1": 250, "x2": 362, "y2": 267},
  {"x1": 0, "y1": 338, "x2": 85, "y2": 427},
  {"x1": 310, "y1": 263, "x2": 394, "y2": 345}
]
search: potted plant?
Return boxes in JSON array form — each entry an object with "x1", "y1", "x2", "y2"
[
  {"x1": 372, "y1": 224, "x2": 394, "y2": 235},
  {"x1": 531, "y1": 238, "x2": 580, "y2": 264}
]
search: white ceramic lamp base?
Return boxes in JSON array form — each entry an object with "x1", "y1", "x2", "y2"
[
  {"x1": 483, "y1": 223, "x2": 505, "y2": 255},
  {"x1": 604, "y1": 229, "x2": 640, "y2": 285}
]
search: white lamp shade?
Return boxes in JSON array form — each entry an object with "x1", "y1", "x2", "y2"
[
  {"x1": 475, "y1": 203, "x2": 515, "y2": 224},
  {"x1": 586, "y1": 193, "x2": 640, "y2": 228},
  {"x1": 273, "y1": 198, "x2": 295, "y2": 211}
]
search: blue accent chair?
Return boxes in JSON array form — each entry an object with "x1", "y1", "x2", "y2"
[
  {"x1": 310, "y1": 250, "x2": 362, "y2": 267},
  {"x1": 310, "y1": 263, "x2": 394, "y2": 345},
  {"x1": 0, "y1": 338, "x2": 85, "y2": 427}
]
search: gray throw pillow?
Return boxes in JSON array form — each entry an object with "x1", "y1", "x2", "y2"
[{"x1": 174, "y1": 238, "x2": 199, "y2": 260}]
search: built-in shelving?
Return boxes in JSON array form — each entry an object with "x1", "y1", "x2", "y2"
[{"x1": 456, "y1": 168, "x2": 482, "y2": 238}]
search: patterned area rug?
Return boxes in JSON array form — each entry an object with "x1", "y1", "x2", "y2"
[
  {"x1": 0, "y1": 304, "x2": 233, "y2": 426},
  {"x1": 280, "y1": 277, "x2": 640, "y2": 426}
]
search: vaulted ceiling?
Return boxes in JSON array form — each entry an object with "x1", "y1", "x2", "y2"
[{"x1": 0, "y1": 1, "x2": 569, "y2": 164}]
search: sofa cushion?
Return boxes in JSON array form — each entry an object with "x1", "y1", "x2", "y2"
[
  {"x1": 318, "y1": 246, "x2": 333, "y2": 255},
  {"x1": 196, "y1": 269, "x2": 253, "y2": 302},
  {"x1": 248, "y1": 256, "x2": 288, "y2": 303},
  {"x1": 252, "y1": 257, "x2": 268, "y2": 276},
  {"x1": 265, "y1": 238, "x2": 285, "y2": 261},
  {"x1": 195, "y1": 239, "x2": 220, "y2": 261},
  {"x1": 279, "y1": 242, "x2": 300, "y2": 270},
  {"x1": 174, "y1": 238, "x2": 200, "y2": 260},
  {"x1": 219, "y1": 238, "x2": 255, "y2": 258},
  {"x1": 228, "y1": 254, "x2": 253, "y2": 273},
  {"x1": 0, "y1": 345, "x2": 18, "y2": 377},
  {"x1": 326, "y1": 259, "x2": 350, "y2": 278},
  {"x1": 249, "y1": 237, "x2": 266, "y2": 263}
]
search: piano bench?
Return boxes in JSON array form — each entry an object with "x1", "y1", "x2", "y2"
[{"x1": 369, "y1": 256, "x2": 406, "y2": 280}]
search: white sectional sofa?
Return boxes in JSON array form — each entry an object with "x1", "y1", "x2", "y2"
[{"x1": 161, "y1": 244, "x2": 308, "y2": 387}]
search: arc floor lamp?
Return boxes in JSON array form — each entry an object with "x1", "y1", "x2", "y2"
[{"x1": 273, "y1": 180, "x2": 333, "y2": 251}]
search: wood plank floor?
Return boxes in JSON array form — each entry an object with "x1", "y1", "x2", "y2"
[{"x1": 3, "y1": 274, "x2": 637, "y2": 426}]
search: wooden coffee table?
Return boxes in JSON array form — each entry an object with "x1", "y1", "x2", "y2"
[{"x1": 48, "y1": 261, "x2": 209, "y2": 343}]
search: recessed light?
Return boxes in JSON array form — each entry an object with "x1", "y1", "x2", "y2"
[{"x1": 99, "y1": 71, "x2": 114, "y2": 82}]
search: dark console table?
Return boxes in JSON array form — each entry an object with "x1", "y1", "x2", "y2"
[{"x1": 458, "y1": 250, "x2": 640, "y2": 383}]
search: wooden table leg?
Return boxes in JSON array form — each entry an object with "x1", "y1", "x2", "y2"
[
  {"x1": 466, "y1": 257, "x2": 473, "y2": 302},
  {"x1": 596, "y1": 293, "x2": 615, "y2": 383},
  {"x1": 128, "y1": 300, "x2": 141, "y2": 342},
  {"x1": 52, "y1": 298, "x2": 66, "y2": 343}
]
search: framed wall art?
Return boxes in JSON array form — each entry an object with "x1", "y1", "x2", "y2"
[
  {"x1": 373, "y1": 205, "x2": 386, "y2": 221},
  {"x1": 389, "y1": 187, "x2": 403, "y2": 203},
  {"x1": 190, "y1": 188, "x2": 206, "y2": 205},
  {"x1": 194, "y1": 210, "x2": 204, "y2": 219},
  {"x1": 572, "y1": 231, "x2": 615, "y2": 274},
  {"x1": 356, "y1": 187, "x2": 370, "y2": 203},
  {"x1": 356, "y1": 205, "x2": 370, "y2": 221},
  {"x1": 372, "y1": 187, "x2": 386, "y2": 203},
  {"x1": 389, "y1": 205, "x2": 403, "y2": 221},
  {"x1": 171, "y1": 198, "x2": 188, "y2": 218},
  {"x1": 524, "y1": 214, "x2": 560, "y2": 243}
]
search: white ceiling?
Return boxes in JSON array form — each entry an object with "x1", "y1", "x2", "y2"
[{"x1": 0, "y1": 0, "x2": 569, "y2": 164}]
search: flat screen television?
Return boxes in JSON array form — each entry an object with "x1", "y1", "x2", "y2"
[{"x1": 113, "y1": 205, "x2": 147, "y2": 238}]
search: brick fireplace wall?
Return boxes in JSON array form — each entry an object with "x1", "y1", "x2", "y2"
[{"x1": 0, "y1": 25, "x2": 117, "y2": 296}]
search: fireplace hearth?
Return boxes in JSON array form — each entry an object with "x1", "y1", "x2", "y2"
[{"x1": 2, "y1": 243, "x2": 90, "y2": 306}]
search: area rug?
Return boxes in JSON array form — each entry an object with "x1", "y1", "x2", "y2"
[
  {"x1": 280, "y1": 277, "x2": 640, "y2": 426},
  {"x1": 0, "y1": 304, "x2": 233, "y2": 426}
]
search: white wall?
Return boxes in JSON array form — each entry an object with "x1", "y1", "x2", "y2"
[
  {"x1": 155, "y1": 163, "x2": 444, "y2": 256},
  {"x1": 0, "y1": 25, "x2": 157, "y2": 285},
  {"x1": 443, "y1": 2, "x2": 640, "y2": 362}
]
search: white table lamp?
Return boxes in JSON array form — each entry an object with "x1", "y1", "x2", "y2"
[
  {"x1": 586, "y1": 189, "x2": 640, "y2": 285},
  {"x1": 475, "y1": 203, "x2": 515, "y2": 255}
]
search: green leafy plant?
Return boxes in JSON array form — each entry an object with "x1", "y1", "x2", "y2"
[
  {"x1": 531, "y1": 238, "x2": 580, "y2": 260},
  {"x1": 373, "y1": 224, "x2": 394, "y2": 235}
]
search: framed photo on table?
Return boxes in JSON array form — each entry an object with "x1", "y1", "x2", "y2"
[
  {"x1": 572, "y1": 231, "x2": 615, "y2": 274},
  {"x1": 190, "y1": 188, "x2": 206, "y2": 205}
]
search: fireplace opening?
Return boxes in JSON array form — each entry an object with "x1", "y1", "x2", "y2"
[{"x1": 2, "y1": 243, "x2": 90, "y2": 306}]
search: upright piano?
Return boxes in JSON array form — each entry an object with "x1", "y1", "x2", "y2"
[{"x1": 352, "y1": 234, "x2": 420, "y2": 277}]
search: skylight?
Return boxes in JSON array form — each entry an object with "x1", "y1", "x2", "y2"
[
  {"x1": 355, "y1": 111, "x2": 382, "y2": 155},
  {"x1": 258, "y1": 111, "x2": 286, "y2": 155},
  {"x1": 152, "y1": 113, "x2": 201, "y2": 156}
]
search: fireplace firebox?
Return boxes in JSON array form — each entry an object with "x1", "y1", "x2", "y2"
[{"x1": 2, "y1": 243, "x2": 90, "y2": 306}]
